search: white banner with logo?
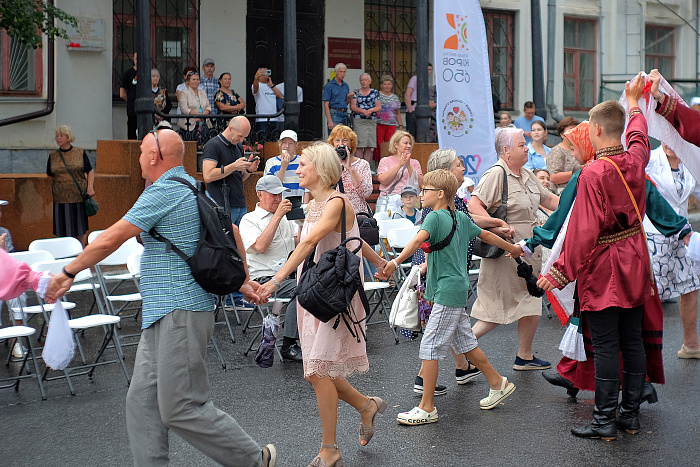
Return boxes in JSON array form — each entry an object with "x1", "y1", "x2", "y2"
[{"x1": 434, "y1": 0, "x2": 497, "y2": 186}]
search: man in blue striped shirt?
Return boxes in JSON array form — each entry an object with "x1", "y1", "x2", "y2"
[
  {"x1": 263, "y1": 129, "x2": 305, "y2": 198},
  {"x1": 47, "y1": 127, "x2": 277, "y2": 466}
]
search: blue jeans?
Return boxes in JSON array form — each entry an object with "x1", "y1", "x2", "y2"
[
  {"x1": 229, "y1": 207, "x2": 246, "y2": 226},
  {"x1": 329, "y1": 109, "x2": 348, "y2": 127}
]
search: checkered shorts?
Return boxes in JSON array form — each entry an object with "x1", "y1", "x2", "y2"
[{"x1": 419, "y1": 303, "x2": 479, "y2": 360}]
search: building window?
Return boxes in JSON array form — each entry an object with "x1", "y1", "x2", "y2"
[
  {"x1": 645, "y1": 25, "x2": 674, "y2": 78},
  {"x1": 564, "y1": 17, "x2": 596, "y2": 111},
  {"x1": 113, "y1": 0, "x2": 198, "y2": 98},
  {"x1": 483, "y1": 10, "x2": 515, "y2": 110},
  {"x1": 364, "y1": 0, "x2": 416, "y2": 99},
  {"x1": 0, "y1": 30, "x2": 42, "y2": 96}
]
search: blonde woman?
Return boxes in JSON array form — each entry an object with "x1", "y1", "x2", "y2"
[
  {"x1": 259, "y1": 142, "x2": 388, "y2": 467},
  {"x1": 46, "y1": 125, "x2": 95, "y2": 246}
]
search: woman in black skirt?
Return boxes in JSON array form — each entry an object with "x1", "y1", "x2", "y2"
[{"x1": 46, "y1": 125, "x2": 95, "y2": 246}]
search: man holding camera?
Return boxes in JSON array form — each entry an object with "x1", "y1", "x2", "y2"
[
  {"x1": 202, "y1": 116, "x2": 259, "y2": 226},
  {"x1": 239, "y1": 175, "x2": 303, "y2": 361},
  {"x1": 252, "y1": 66, "x2": 284, "y2": 137}
]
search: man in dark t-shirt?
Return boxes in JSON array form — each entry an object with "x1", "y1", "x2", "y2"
[
  {"x1": 201, "y1": 116, "x2": 259, "y2": 225},
  {"x1": 120, "y1": 52, "x2": 138, "y2": 139}
]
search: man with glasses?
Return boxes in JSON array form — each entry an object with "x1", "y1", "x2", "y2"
[{"x1": 46, "y1": 125, "x2": 277, "y2": 466}]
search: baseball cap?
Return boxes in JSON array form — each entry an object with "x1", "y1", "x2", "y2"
[
  {"x1": 279, "y1": 129, "x2": 298, "y2": 142},
  {"x1": 256, "y1": 175, "x2": 291, "y2": 194},
  {"x1": 691, "y1": 96, "x2": 700, "y2": 107},
  {"x1": 401, "y1": 186, "x2": 418, "y2": 197},
  {"x1": 0, "y1": 200, "x2": 8, "y2": 206},
  {"x1": 202, "y1": 58, "x2": 215, "y2": 66}
]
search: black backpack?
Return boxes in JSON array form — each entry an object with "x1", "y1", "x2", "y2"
[
  {"x1": 149, "y1": 176, "x2": 246, "y2": 295},
  {"x1": 295, "y1": 196, "x2": 370, "y2": 342}
]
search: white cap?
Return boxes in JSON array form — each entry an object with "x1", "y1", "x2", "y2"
[
  {"x1": 279, "y1": 129, "x2": 298, "y2": 142},
  {"x1": 691, "y1": 97, "x2": 700, "y2": 107},
  {"x1": 0, "y1": 200, "x2": 7, "y2": 206}
]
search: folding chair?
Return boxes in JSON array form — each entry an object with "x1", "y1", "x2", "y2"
[
  {"x1": 0, "y1": 325, "x2": 47, "y2": 400},
  {"x1": 28, "y1": 237, "x2": 83, "y2": 259},
  {"x1": 32, "y1": 259, "x2": 131, "y2": 395},
  {"x1": 94, "y1": 241, "x2": 144, "y2": 320},
  {"x1": 386, "y1": 225, "x2": 420, "y2": 282},
  {"x1": 364, "y1": 281, "x2": 399, "y2": 343},
  {"x1": 373, "y1": 211, "x2": 390, "y2": 222},
  {"x1": 467, "y1": 255, "x2": 481, "y2": 303},
  {"x1": 377, "y1": 218, "x2": 415, "y2": 284}
]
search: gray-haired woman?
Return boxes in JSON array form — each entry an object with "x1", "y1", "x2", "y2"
[{"x1": 468, "y1": 127, "x2": 559, "y2": 370}]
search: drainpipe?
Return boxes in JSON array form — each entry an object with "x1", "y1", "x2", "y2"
[
  {"x1": 545, "y1": 0, "x2": 564, "y2": 122},
  {"x1": 531, "y1": 0, "x2": 547, "y2": 120},
  {"x1": 598, "y1": 0, "x2": 604, "y2": 104},
  {"x1": 0, "y1": 0, "x2": 56, "y2": 127},
  {"x1": 283, "y1": 0, "x2": 299, "y2": 132}
]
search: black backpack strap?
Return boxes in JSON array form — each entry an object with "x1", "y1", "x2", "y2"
[
  {"x1": 148, "y1": 176, "x2": 200, "y2": 262},
  {"x1": 426, "y1": 207, "x2": 457, "y2": 252}
]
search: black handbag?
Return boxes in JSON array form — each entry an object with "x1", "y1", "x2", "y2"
[
  {"x1": 57, "y1": 149, "x2": 98, "y2": 217},
  {"x1": 472, "y1": 165, "x2": 507, "y2": 259},
  {"x1": 296, "y1": 196, "x2": 370, "y2": 341}
]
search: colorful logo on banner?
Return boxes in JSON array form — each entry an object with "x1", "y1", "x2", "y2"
[
  {"x1": 441, "y1": 99, "x2": 474, "y2": 136},
  {"x1": 444, "y1": 14, "x2": 469, "y2": 51}
]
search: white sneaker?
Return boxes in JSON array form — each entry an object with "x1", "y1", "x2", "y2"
[
  {"x1": 397, "y1": 406, "x2": 438, "y2": 425},
  {"x1": 12, "y1": 342, "x2": 27, "y2": 359},
  {"x1": 479, "y1": 377, "x2": 515, "y2": 410}
]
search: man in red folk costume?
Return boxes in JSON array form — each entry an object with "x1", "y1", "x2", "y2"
[{"x1": 538, "y1": 74, "x2": 652, "y2": 441}]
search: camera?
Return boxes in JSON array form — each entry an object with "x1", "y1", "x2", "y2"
[
  {"x1": 264, "y1": 69, "x2": 272, "y2": 76},
  {"x1": 336, "y1": 144, "x2": 348, "y2": 161}
]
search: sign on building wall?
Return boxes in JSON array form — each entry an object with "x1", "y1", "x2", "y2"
[
  {"x1": 434, "y1": 1, "x2": 496, "y2": 186},
  {"x1": 328, "y1": 38, "x2": 362, "y2": 69},
  {"x1": 65, "y1": 18, "x2": 105, "y2": 51}
]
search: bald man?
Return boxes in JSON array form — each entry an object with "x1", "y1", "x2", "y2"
[
  {"x1": 202, "y1": 115, "x2": 259, "y2": 226},
  {"x1": 46, "y1": 127, "x2": 277, "y2": 467}
]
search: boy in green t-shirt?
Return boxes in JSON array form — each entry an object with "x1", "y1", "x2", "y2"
[{"x1": 383, "y1": 169, "x2": 522, "y2": 425}]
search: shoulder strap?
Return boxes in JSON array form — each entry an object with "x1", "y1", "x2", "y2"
[
  {"x1": 598, "y1": 157, "x2": 644, "y2": 230},
  {"x1": 499, "y1": 165, "x2": 509, "y2": 206},
  {"x1": 387, "y1": 165, "x2": 407, "y2": 195},
  {"x1": 148, "y1": 176, "x2": 200, "y2": 262},
  {"x1": 57, "y1": 150, "x2": 86, "y2": 198},
  {"x1": 328, "y1": 194, "x2": 347, "y2": 242}
]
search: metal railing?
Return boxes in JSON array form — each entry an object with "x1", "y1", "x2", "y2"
[
  {"x1": 154, "y1": 107, "x2": 286, "y2": 151},
  {"x1": 599, "y1": 77, "x2": 700, "y2": 104}
]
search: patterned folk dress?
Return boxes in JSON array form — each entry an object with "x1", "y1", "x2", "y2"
[{"x1": 296, "y1": 194, "x2": 369, "y2": 379}]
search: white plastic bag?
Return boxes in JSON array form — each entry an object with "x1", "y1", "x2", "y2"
[
  {"x1": 42, "y1": 300, "x2": 75, "y2": 370},
  {"x1": 389, "y1": 265, "x2": 422, "y2": 331}
]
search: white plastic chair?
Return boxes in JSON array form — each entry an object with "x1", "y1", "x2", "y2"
[
  {"x1": 373, "y1": 211, "x2": 390, "y2": 222},
  {"x1": 29, "y1": 237, "x2": 83, "y2": 259},
  {"x1": 94, "y1": 241, "x2": 144, "y2": 319},
  {"x1": 0, "y1": 325, "x2": 47, "y2": 400},
  {"x1": 383, "y1": 223, "x2": 419, "y2": 283},
  {"x1": 364, "y1": 281, "x2": 399, "y2": 343},
  {"x1": 31, "y1": 258, "x2": 131, "y2": 395}
]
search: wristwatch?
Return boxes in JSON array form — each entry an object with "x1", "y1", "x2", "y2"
[{"x1": 221, "y1": 165, "x2": 225, "y2": 174}]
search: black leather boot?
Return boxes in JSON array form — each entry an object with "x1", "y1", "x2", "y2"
[
  {"x1": 542, "y1": 370, "x2": 579, "y2": 399},
  {"x1": 641, "y1": 380, "x2": 658, "y2": 404},
  {"x1": 571, "y1": 377, "x2": 619, "y2": 441},
  {"x1": 617, "y1": 372, "x2": 646, "y2": 434}
]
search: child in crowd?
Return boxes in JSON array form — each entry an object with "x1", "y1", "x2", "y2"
[
  {"x1": 383, "y1": 169, "x2": 521, "y2": 425},
  {"x1": 533, "y1": 168, "x2": 551, "y2": 191},
  {"x1": 391, "y1": 185, "x2": 420, "y2": 223}
]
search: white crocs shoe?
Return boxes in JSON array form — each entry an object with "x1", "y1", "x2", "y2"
[
  {"x1": 397, "y1": 406, "x2": 438, "y2": 425},
  {"x1": 480, "y1": 377, "x2": 515, "y2": 410}
]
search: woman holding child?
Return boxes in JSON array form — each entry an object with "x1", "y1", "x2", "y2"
[
  {"x1": 259, "y1": 142, "x2": 388, "y2": 467},
  {"x1": 468, "y1": 127, "x2": 560, "y2": 371}
]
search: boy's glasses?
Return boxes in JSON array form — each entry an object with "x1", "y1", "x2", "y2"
[{"x1": 420, "y1": 188, "x2": 442, "y2": 195}]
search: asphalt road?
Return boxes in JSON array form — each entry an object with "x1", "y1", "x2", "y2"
[{"x1": 1, "y1": 292, "x2": 699, "y2": 466}]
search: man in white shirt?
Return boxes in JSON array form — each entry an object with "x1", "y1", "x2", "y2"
[
  {"x1": 239, "y1": 175, "x2": 302, "y2": 361},
  {"x1": 264, "y1": 129, "x2": 305, "y2": 198}
]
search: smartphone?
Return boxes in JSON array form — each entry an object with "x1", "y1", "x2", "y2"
[
  {"x1": 264, "y1": 69, "x2": 272, "y2": 76},
  {"x1": 286, "y1": 196, "x2": 305, "y2": 220}
]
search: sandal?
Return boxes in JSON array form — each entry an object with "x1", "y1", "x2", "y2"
[
  {"x1": 307, "y1": 444, "x2": 343, "y2": 467},
  {"x1": 359, "y1": 396, "x2": 388, "y2": 446}
]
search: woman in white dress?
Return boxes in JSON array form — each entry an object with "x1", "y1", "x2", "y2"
[{"x1": 645, "y1": 143, "x2": 700, "y2": 359}]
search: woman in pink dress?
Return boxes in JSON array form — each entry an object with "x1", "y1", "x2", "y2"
[{"x1": 260, "y1": 142, "x2": 388, "y2": 467}]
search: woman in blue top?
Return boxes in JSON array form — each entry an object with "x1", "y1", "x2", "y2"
[{"x1": 524, "y1": 120, "x2": 550, "y2": 170}]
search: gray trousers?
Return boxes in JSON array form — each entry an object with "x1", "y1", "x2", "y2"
[
  {"x1": 125, "y1": 309, "x2": 262, "y2": 467},
  {"x1": 255, "y1": 276, "x2": 298, "y2": 340}
]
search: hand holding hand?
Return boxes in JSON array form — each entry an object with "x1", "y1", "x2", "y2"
[
  {"x1": 259, "y1": 280, "x2": 277, "y2": 300},
  {"x1": 373, "y1": 258, "x2": 389, "y2": 280},
  {"x1": 492, "y1": 225, "x2": 515, "y2": 239},
  {"x1": 241, "y1": 280, "x2": 266, "y2": 305},
  {"x1": 625, "y1": 72, "x2": 645, "y2": 106},
  {"x1": 46, "y1": 273, "x2": 74, "y2": 302},
  {"x1": 648, "y1": 69, "x2": 661, "y2": 99},
  {"x1": 536, "y1": 275, "x2": 556, "y2": 292},
  {"x1": 509, "y1": 244, "x2": 524, "y2": 259},
  {"x1": 383, "y1": 259, "x2": 397, "y2": 278}
]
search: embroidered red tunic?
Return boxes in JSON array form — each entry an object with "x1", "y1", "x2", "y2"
[
  {"x1": 544, "y1": 109, "x2": 652, "y2": 312},
  {"x1": 656, "y1": 95, "x2": 700, "y2": 146}
]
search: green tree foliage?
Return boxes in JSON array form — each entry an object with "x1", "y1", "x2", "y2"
[{"x1": 0, "y1": 0, "x2": 78, "y2": 49}]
